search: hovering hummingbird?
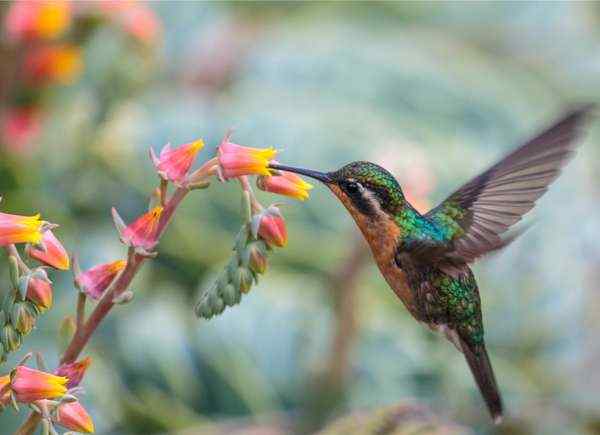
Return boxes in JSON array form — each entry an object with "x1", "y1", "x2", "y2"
[{"x1": 269, "y1": 106, "x2": 594, "y2": 423}]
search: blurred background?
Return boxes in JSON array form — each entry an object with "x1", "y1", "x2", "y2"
[{"x1": 1, "y1": 1, "x2": 600, "y2": 434}]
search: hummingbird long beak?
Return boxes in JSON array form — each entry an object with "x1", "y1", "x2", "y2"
[{"x1": 268, "y1": 163, "x2": 332, "y2": 183}]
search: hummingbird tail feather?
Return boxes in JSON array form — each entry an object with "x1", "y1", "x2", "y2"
[{"x1": 459, "y1": 337, "x2": 504, "y2": 424}]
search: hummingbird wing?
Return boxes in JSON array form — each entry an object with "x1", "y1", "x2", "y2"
[{"x1": 425, "y1": 105, "x2": 594, "y2": 264}]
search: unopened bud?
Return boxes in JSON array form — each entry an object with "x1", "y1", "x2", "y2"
[
  {"x1": 245, "y1": 241, "x2": 268, "y2": 274},
  {"x1": 221, "y1": 283, "x2": 240, "y2": 306},
  {"x1": 208, "y1": 291, "x2": 225, "y2": 314},
  {"x1": 8, "y1": 256, "x2": 20, "y2": 289},
  {"x1": 11, "y1": 302, "x2": 37, "y2": 335},
  {"x1": 234, "y1": 266, "x2": 254, "y2": 294},
  {"x1": 1, "y1": 323, "x2": 21, "y2": 353}
]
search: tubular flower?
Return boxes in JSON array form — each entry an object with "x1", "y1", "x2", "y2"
[
  {"x1": 217, "y1": 133, "x2": 277, "y2": 180},
  {"x1": 151, "y1": 139, "x2": 204, "y2": 185},
  {"x1": 23, "y1": 45, "x2": 83, "y2": 86},
  {"x1": 257, "y1": 208, "x2": 287, "y2": 248},
  {"x1": 26, "y1": 229, "x2": 70, "y2": 270},
  {"x1": 257, "y1": 169, "x2": 313, "y2": 201},
  {"x1": 11, "y1": 366, "x2": 68, "y2": 403},
  {"x1": 0, "y1": 374, "x2": 10, "y2": 407},
  {"x1": 56, "y1": 357, "x2": 91, "y2": 389},
  {"x1": 5, "y1": 0, "x2": 71, "y2": 43},
  {"x1": 0, "y1": 212, "x2": 47, "y2": 247},
  {"x1": 75, "y1": 260, "x2": 126, "y2": 300},
  {"x1": 55, "y1": 401, "x2": 95, "y2": 433},
  {"x1": 119, "y1": 206, "x2": 163, "y2": 251},
  {"x1": 26, "y1": 277, "x2": 53, "y2": 310}
]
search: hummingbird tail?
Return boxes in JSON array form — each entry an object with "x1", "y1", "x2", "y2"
[{"x1": 459, "y1": 338, "x2": 504, "y2": 424}]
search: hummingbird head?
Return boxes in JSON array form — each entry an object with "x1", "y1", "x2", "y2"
[{"x1": 269, "y1": 161, "x2": 406, "y2": 218}]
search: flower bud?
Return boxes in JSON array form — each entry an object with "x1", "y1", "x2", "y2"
[
  {"x1": 221, "y1": 283, "x2": 240, "y2": 306},
  {"x1": 26, "y1": 277, "x2": 53, "y2": 311},
  {"x1": 11, "y1": 301, "x2": 37, "y2": 335},
  {"x1": 257, "y1": 210, "x2": 287, "y2": 248},
  {"x1": 234, "y1": 266, "x2": 254, "y2": 294},
  {"x1": 55, "y1": 401, "x2": 95, "y2": 433},
  {"x1": 26, "y1": 230, "x2": 70, "y2": 270},
  {"x1": 11, "y1": 365, "x2": 68, "y2": 403},
  {"x1": 1, "y1": 323, "x2": 21, "y2": 353},
  {"x1": 208, "y1": 291, "x2": 225, "y2": 315},
  {"x1": 245, "y1": 240, "x2": 268, "y2": 274},
  {"x1": 55, "y1": 357, "x2": 91, "y2": 389}
]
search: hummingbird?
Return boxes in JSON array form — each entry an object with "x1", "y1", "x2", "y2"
[{"x1": 269, "y1": 105, "x2": 594, "y2": 423}]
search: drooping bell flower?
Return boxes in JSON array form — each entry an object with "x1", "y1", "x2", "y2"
[
  {"x1": 256, "y1": 207, "x2": 287, "y2": 248},
  {"x1": 75, "y1": 260, "x2": 126, "y2": 300},
  {"x1": 151, "y1": 139, "x2": 204, "y2": 185},
  {"x1": 217, "y1": 132, "x2": 276, "y2": 180},
  {"x1": 0, "y1": 212, "x2": 47, "y2": 247},
  {"x1": 55, "y1": 357, "x2": 91, "y2": 389},
  {"x1": 11, "y1": 365, "x2": 68, "y2": 403},
  {"x1": 55, "y1": 401, "x2": 95, "y2": 433},
  {"x1": 116, "y1": 206, "x2": 163, "y2": 251},
  {"x1": 26, "y1": 229, "x2": 70, "y2": 270},
  {"x1": 257, "y1": 167, "x2": 313, "y2": 201}
]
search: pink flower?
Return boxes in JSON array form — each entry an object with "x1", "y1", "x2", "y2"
[
  {"x1": 151, "y1": 140, "x2": 204, "y2": 185},
  {"x1": 257, "y1": 167, "x2": 313, "y2": 201},
  {"x1": 55, "y1": 357, "x2": 91, "y2": 389},
  {"x1": 11, "y1": 366, "x2": 68, "y2": 403},
  {"x1": 75, "y1": 260, "x2": 126, "y2": 300},
  {"x1": 118, "y1": 206, "x2": 163, "y2": 251},
  {"x1": 26, "y1": 277, "x2": 53, "y2": 310},
  {"x1": 258, "y1": 209, "x2": 287, "y2": 248},
  {"x1": 26, "y1": 229, "x2": 70, "y2": 270},
  {"x1": 1, "y1": 107, "x2": 41, "y2": 153},
  {"x1": 0, "y1": 212, "x2": 48, "y2": 246},
  {"x1": 217, "y1": 133, "x2": 277, "y2": 180},
  {"x1": 5, "y1": 0, "x2": 71, "y2": 43},
  {"x1": 55, "y1": 401, "x2": 95, "y2": 433}
]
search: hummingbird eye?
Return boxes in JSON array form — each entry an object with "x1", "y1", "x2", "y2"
[{"x1": 344, "y1": 180, "x2": 364, "y2": 195}]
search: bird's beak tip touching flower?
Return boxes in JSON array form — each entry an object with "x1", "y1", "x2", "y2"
[{"x1": 257, "y1": 163, "x2": 314, "y2": 201}]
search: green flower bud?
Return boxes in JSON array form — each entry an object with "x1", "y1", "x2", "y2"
[
  {"x1": 208, "y1": 291, "x2": 225, "y2": 314},
  {"x1": 245, "y1": 241, "x2": 268, "y2": 274},
  {"x1": 194, "y1": 296, "x2": 214, "y2": 319},
  {"x1": 11, "y1": 301, "x2": 37, "y2": 335},
  {"x1": 234, "y1": 266, "x2": 254, "y2": 294},
  {"x1": 1, "y1": 323, "x2": 22, "y2": 353},
  {"x1": 221, "y1": 284, "x2": 240, "y2": 306}
]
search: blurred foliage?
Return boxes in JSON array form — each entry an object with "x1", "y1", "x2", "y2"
[{"x1": 2, "y1": 1, "x2": 600, "y2": 434}]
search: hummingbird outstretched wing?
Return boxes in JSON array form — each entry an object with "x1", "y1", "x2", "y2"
[{"x1": 425, "y1": 105, "x2": 594, "y2": 264}]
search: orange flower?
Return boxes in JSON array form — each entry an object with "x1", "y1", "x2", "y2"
[
  {"x1": 217, "y1": 133, "x2": 276, "y2": 180},
  {"x1": 257, "y1": 209, "x2": 287, "y2": 248},
  {"x1": 26, "y1": 229, "x2": 70, "y2": 270},
  {"x1": 119, "y1": 206, "x2": 163, "y2": 251},
  {"x1": 75, "y1": 260, "x2": 126, "y2": 300},
  {"x1": 5, "y1": 0, "x2": 71, "y2": 43},
  {"x1": 56, "y1": 401, "x2": 95, "y2": 433},
  {"x1": 11, "y1": 366, "x2": 67, "y2": 403},
  {"x1": 0, "y1": 212, "x2": 46, "y2": 246},
  {"x1": 23, "y1": 44, "x2": 83, "y2": 86},
  {"x1": 257, "y1": 168, "x2": 313, "y2": 201},
  {"x1": 151, "y1": 140, "x2": 204, "y2": 185},
  {"x1": 55, "y1": 357, "x2": 91, "y2": 389}
]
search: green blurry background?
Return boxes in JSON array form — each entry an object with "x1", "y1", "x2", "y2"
[{"x1": 1, "y1": 2, "x2": 600, "y2": 434}]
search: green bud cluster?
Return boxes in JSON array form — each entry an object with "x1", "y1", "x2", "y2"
[{"x1": 195, "y1": 225, "x2": 270, "y2": 319}]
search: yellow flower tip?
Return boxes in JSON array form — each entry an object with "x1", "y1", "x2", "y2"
[
  {"x1": 149, "y1": 206, "x2": 163, "y2": 219},
  {"x1": 111, "y1": 260, "x2": 127, "y2": 272},
  {"x1": 189, "y1": 139, "x2": 204, "y2": 152}
]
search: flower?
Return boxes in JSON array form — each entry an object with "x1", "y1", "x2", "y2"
[
  {"x1": 56, "y1": 357, "x2": 91, "y2": 389},
  {"x1": 23, "y1": 45, "x2": 83, "y2": 86},
  {"x1": 26, "y1": 229, "x2": 70, "y2": 270},
  {"x1": 257, "y1": 208, "x2": 287, "y2": 248},
  {"x1": 75, "y1": 260, "x2": 126, "y2": 300},
  {"x1": 55, "y1": 401, "x2": 95, "y2": 433},
  {"x1": 5, "y1": 0, "x2": 71, "y2": 43},
  {"x1": 11, "y1": 366, "x2": 68, "y2": 403},
  {"x1": 118, "y1": 206, "x2": 163, "y2": 251},
  {"x1": 151, "y1": 140, "x2": 204, "y2": 185},
  {"x1": 0, "y1": 374, "x2": 11, "y2": 407},
  {"x1": 27, "y1": 277, "x2": 53, "y2": 310},
  {"x1": 217, "y1": 132, "x2": 277, "y2": 180},
  {"x1": 257, "y1": 168, "x2": 313, "y2": 201},
  {"x1": 0, "y1": 212, "x2": 47, "y2": 246}
]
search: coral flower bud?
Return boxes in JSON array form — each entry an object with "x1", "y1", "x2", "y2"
[
  {"x1": 217, "y1": 132, "x2": 277, "y2": 180},
  {"x1": 0, "y1": 374, "x2": 10, "y2": 407},
  {"x1": 11, "y1": 366, "x2": 67, "y2": 403},
  {"x1": 257, "y1": 169, "x2": 313, "y2": 201},
  {"x1": 119, "y1": 206, "x2": 163, "y2": 251},
  {"x1": 257, "y1": 210, "x2": 287, "y2": 248},
  {"x1": 11, "y1": 301, "x2": 38, "y2": 335},
  {"x1": 246, "y1": 241, "x2": 268, "y2": 274},
  {"x1": 0, "y1": 212, "x2": 48, "y2": 247},
  {"x1": 75, "y1": 260, "x2": 126, "y2": 300},
  {"x1": 151, "y1": 139, "x2": 204, "y2": 185},
  {"x1": 27, "y1": 277, "x2": 53, "y2": 311},
  {"x1": 56, "y1": 401, "x2": 95, "y2": 433},
  {"x1": 56, "y1": 357, "x2": 91, "y2": 389},
  {"x1": 26, "y1": 230, "x2": 69, "y2": 270}
]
